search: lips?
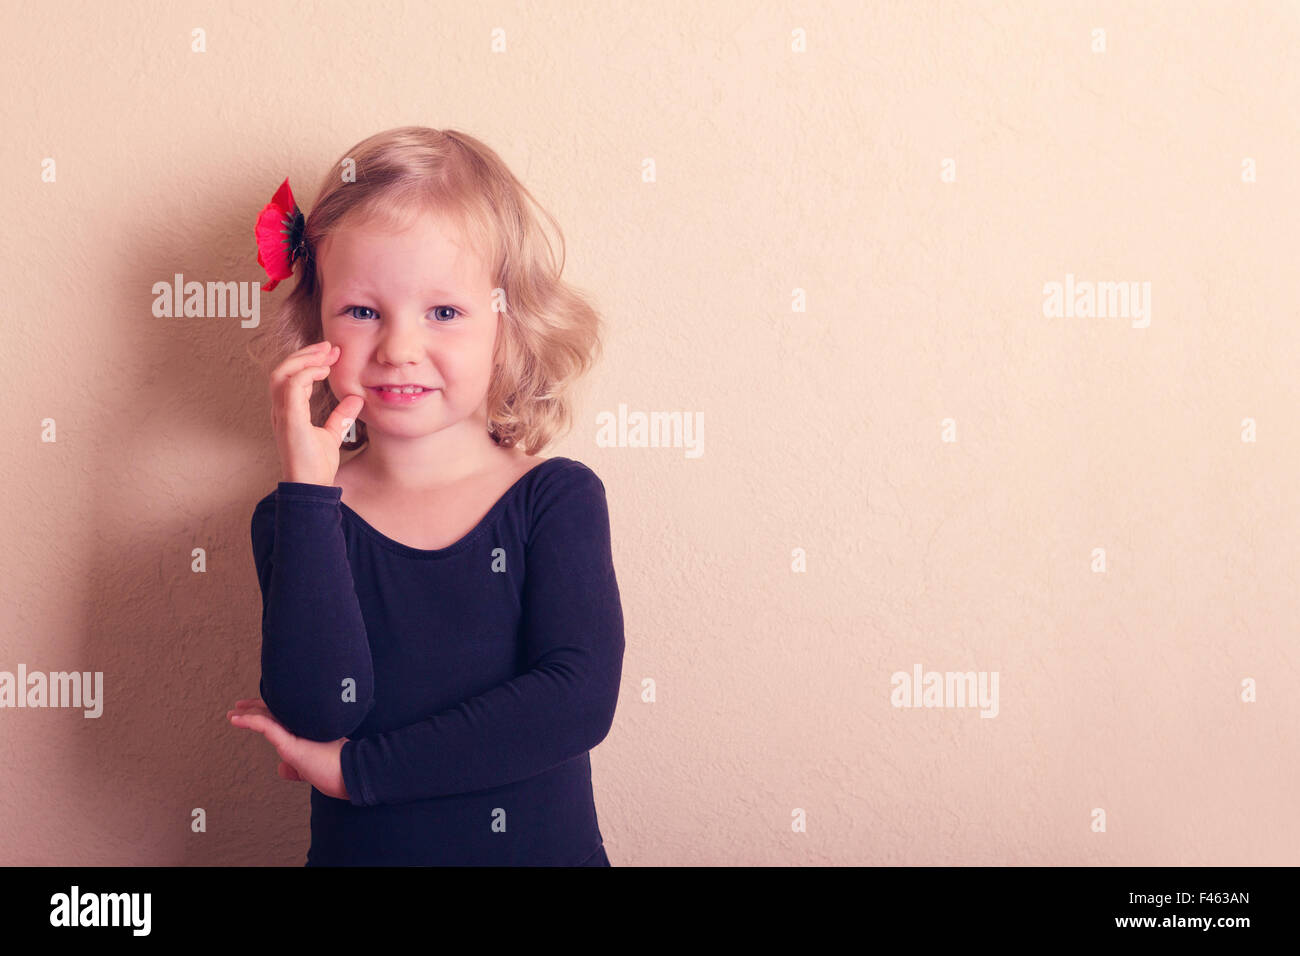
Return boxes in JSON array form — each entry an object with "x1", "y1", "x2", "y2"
[{"x1": 365, "y1": 384, "x2": 438, "y2": 406}]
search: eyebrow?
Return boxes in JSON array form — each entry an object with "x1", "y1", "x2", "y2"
[{"x1": 327, "y1": 285, "x2": 470, "y2": 302}]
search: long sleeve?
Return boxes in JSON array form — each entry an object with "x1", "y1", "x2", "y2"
[
  {"x1": 250, "y1": 481, "x2": 376, "y2": 742},
  {"x1": 338, "y1": 466, "x2": 625, "y2": 806}
]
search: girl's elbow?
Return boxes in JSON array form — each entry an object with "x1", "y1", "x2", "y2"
[
  {"x1": 581, "y1": 679, "x2": 622, "y2": 749},
  {"x1": 264, "y1": 692, "x2": 374, "y2": 742}
]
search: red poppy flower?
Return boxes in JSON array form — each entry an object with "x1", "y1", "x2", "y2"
[{"x1": 254, "y1": 178, "x2": 307, "y2": 291}]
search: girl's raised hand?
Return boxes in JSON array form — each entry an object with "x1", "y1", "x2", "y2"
[{"x1": 270, "y1": 341, "x2": 364, "y2": 486}]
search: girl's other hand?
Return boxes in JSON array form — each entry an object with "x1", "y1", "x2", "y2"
[
  {"x1": 269, "y1": 341, "x2": 364, "y2": 487},
  {"x1": 227, "y1": 698, "x2": 350, "y2": 800}
]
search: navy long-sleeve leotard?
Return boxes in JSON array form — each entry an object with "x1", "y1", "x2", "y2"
[{"x1": 249, "y1": 455, "x2": 624, "y2": 866}]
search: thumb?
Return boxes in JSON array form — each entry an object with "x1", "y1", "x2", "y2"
[
  {"x1": 233, "y1": 713, "x2": 298, "y2": 759},
  {"x1": 324, "y1": 395, "x2": 365, "y2": 445}
]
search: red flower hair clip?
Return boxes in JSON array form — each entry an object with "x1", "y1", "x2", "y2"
[{"x1": 254, "y1": 178, "x2": 309, "y2": 291}]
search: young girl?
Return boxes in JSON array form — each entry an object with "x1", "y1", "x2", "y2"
[{"x1": 227, "y1": 126, "x2": 624, "y2": 866}]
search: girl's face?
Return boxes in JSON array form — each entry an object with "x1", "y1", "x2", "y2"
[{"x1": 317, "y1": 211, "x2": 498, "y2": 443}]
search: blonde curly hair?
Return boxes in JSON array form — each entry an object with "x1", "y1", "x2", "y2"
[{"x1": 246, "y1": 126, "x2": 604, "y2": 454}]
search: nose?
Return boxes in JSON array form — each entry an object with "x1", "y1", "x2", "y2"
[{"x1": 374, "y1": 311, "x2": 427, "y2": 366}]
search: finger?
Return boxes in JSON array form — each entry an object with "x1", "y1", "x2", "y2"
[
  {"x1": 270, "y1": 343, "x2": 336, "y2": 388},
  {"x1": 229, "y1": 698, "x2": 270, "y2": 715},
  {"x1": 280, "y1": 364, "x2": 333, "y2": 428},
  {"x1": 231, "y1": 716, "x2": 300, "y2": 772},
  {"x1": 229, "y1": 712, "x2": 287, "y2": 745},
  {"x1": 285, "y1": 342, "x2": 332, "y2": 362},
  {"x1": 285, "y1": 363, "x2": 334, "y2": 396},
  {"x1": 229, "y1": 704, "x2": 270, "y2": 721},
  {"x1": 323, "y1": 394, "x2": 366, "y2": 445},
  {"x1": 270, "y1": 361, "x2": 333, "y2": 433},
  {"x1": 229, "y1": 713, "x2": 259, "y2": 734},
  {"x1": 229, "y1": 716, "x2": 299, "y2": 770},
  {"x1": 269, "y1": 357, "x2": 336, "y2": 425}
]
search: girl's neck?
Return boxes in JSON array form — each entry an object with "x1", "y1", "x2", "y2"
[{"x1": 345, "y1": 428, "x2": 519, "y2": 494}]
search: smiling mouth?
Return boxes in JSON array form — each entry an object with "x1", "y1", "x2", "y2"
[{"x1": 368, "y1": 385, "x2": 437, "y2": 394}]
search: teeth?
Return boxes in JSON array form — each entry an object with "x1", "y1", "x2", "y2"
[{"x1": 378, "y1": 386, "x2": 426, "y2": 393}]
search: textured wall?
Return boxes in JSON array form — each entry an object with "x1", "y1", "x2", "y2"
[{"x1": 1, "y1": 0, "x2": 1297, "y2": 866}]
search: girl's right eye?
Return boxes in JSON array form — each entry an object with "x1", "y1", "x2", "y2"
[{"x1": 344, "y1": 306, "x2": 377, "y2": 320}]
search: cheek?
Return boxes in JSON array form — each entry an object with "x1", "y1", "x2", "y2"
[
  {"x1": 440, "y1": 338, "x2": 495, "y2": 379},
  {"x1": 321, "y1": 325, "x2": 360, "y2": 363},
  {"x1": 448, "y1": 358, "x2": 495, "y2": 390},
  {"x1": 325, "y1": 346, "x2": 364, "y2": 387}
]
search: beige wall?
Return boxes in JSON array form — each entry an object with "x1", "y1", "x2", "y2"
[{"x1": 1, "y1": 0, "x2": 1296, "y2": 865}]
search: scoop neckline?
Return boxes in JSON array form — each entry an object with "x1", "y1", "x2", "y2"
[{"x1": 338, "y1": 456, "x2": 568, "y2": 559}]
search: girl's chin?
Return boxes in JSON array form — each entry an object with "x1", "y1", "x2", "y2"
[{"x1": 359, "y1": 416, "x2": 468, "y2": 438}]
